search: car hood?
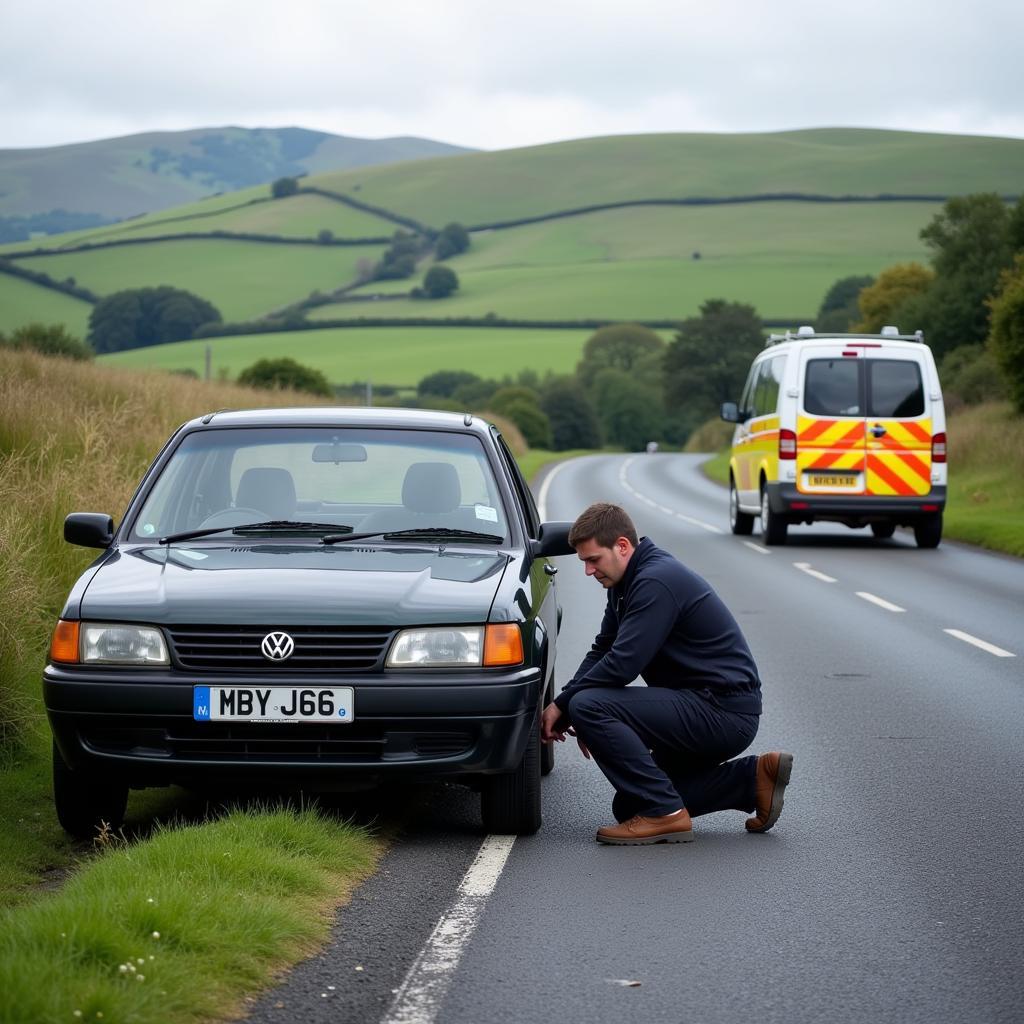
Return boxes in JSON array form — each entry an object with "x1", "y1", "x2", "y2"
[{"x1": 78, "y1": 543, "x2": 509, "y2": 625}]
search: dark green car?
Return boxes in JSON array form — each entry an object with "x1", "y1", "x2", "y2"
[{"x1": 45, "y1": 408, "x2": 572, "y2": 837}]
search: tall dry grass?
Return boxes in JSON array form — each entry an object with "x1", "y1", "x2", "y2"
[{"x1": 0, "y1": 352, "x2": 341, "y2": 757}]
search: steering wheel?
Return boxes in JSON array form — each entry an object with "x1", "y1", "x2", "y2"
[{"x1": 197, "y1": 507, "x2": 266, "y2": 529}]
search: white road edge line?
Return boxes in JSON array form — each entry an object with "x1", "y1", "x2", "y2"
[
  {"x1": 743, "y1": 542, "x2": 771, "y2": 555},
  {"x1": 943, "y1": 629, "x2": 1015, "y2": 658},
  {"x1": 536, "y1": 457, "x2": 573, "y2": 521},
  {"x1": 618, "y1": 457, "x2": 724, "y2": 534},
  {"x1": 855, "y1": 591, "x2": 906, "y2": 613},
  {"x1": 382, "y1": 835, "x2": 516, "y2": 1024},
  {"x1": 793, "y1": 561, "x2": 838, "y2": 583}
]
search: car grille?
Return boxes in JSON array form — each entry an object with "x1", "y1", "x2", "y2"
[
  {"x1": 82, "y1": 724, "x2": 476, "y2": 763},
  {"x1": 166, "y1": 624, "x2": 396, "y2": 673}
]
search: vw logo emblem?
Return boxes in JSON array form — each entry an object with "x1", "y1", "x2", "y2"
[{"x1": 261, "y1": 631, "x2": 295, "y2": 661}]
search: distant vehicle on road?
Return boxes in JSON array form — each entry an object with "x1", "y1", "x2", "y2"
[
  {"x1": 721, "y1": 326, "x2": 947, "y2": 547},
  {"x1": 45, "y1": 408, "x2": 573, "y2": 838}
]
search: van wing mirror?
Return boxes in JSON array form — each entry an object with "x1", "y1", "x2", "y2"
[
  {"x1": 65, "y1": 513, "x2": 114, "y2": 548},
  {"x1": 532, "y1": 521, "x2": 574, "y2": 558},
  {"x1": 720, "y1": 402, "x2": 739, "y2": 423}
]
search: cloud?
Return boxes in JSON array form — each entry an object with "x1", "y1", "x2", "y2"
[{"x1": 2, "y1": 0, "x2": 1022, "y2": 149}]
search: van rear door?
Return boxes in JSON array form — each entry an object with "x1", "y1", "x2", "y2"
[
  {"x1": 797, "y1": 345, "x2": 868, "y2": 496},
  {"x1": 864, "y1": 355, "x2": 932, "y2": 496}
]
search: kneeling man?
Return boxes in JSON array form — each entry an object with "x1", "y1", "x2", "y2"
[{"x1": 541, "y1": 502, "x2": 792, "y2": 844}]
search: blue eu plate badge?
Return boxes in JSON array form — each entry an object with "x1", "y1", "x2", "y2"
[{"x1": 193, "y1": 686, "x2": 211, "y2": 720}]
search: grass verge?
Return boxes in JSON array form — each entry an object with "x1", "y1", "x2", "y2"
[{"x1": 0, "y1": 806, "x2": 379, "y2": 1024}]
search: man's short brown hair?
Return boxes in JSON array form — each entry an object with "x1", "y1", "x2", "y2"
[{"x1": 568, "y1": 502, "x2": 639, "y2": 549}]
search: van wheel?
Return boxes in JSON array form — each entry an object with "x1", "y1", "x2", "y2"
[
  {"x1": 481, "y1": 711, "x2": 542, "y2": 835},
  {"x1": 760, "y1": 486, "x2": 788, "y2": 545},
  {"x1": 871, "y1": 522, "x2": 896, "y2": 539},
  {"x1": 914, "y1": 514, "x2": 943, "y2": 549},
  {"x1": 52, "y1": 741, "x2": 128, "y2": 839},
  {"x1": 729, "y1": 480, "x2": 754, "y2": 535}
]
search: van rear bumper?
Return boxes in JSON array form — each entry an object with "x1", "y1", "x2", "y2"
[{"x1": 769, "y1": 483, "x2": 946, "y2": 523}]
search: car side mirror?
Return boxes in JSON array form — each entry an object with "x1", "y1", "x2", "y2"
[
  {"x1": 64, "y1": 513, "x2": 114, "y2": 548},
  {"x1": 532, "y1": 521, "x2": 574, "y2": 558},
  {"x1": 720, "y1": 402, "x2": 739, "y2": 423}
]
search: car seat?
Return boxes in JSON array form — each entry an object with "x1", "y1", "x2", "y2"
[{"x1": 234, "y1": 467, "x2": 297, "y2": 520}]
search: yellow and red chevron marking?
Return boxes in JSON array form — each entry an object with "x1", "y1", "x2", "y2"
[
  {"x1": 797, "y1": 417, "x2": 864, "y2": 450},
  {"x1": 868, "y1": 419, "x2": 932, "y2": 451},
  {"x1": 865, "y1": 453, "x2": 932, "y2": 495},
  {"x1": 803, "y1": 451, "x2": 865, "y2": 472}
]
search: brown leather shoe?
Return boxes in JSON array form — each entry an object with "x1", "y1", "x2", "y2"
[
  {"x1": 596, "y1": 808, "x2": 694, "y2": 845},
  {"x1": 745, "y1": 751, "x2": 793, "y2": 833}
]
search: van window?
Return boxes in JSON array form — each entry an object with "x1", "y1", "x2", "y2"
[
  {"x1": 753, "y1": 356, "x2": 784, "y2": 417},
  {"x1": 739, "y1": 364, "x2": 758, "y2": 419},
  {"x1": 868, "y1": 360, "x2": 924, "y2": 417},
  {"x1": 805, "y1": 359, "x2": 861, "y2": 416}
]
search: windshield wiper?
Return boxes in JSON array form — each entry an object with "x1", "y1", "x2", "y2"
[
  {"x1": 322, "y1": 527, "x2": 503, "y2": 545},
  {"x1": 159, "y1": 521, "x2": 353, "y2": 545}
]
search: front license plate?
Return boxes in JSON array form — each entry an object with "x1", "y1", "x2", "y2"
[
  {"x1": 193, "y1": 686, "x2": 354, "y2": 723},
  {"x1": 806, "y1": 474, "x2": 858, "y2": 489}
]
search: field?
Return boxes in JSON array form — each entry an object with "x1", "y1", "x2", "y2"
[
  {"x1": 99, "y1": 326, "x2": 599, "y2": 386},
  {"x1": 0, "y1": 274, "x2": 92, "y2": 336}
]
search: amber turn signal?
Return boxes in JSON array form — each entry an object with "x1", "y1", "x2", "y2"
[
  {"x1": 482, "y1": 623, "x2": 524, "y2": 667},
  {"x1": 49, "y1": 620, "x2": 80, "y2": 663}
]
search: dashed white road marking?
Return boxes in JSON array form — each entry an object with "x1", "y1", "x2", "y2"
[
  {"x1": 618, "y1": 457, "x2": 723, "y2": 534},
  {"x1": 943, "y1": 629, "x2": 1015, "y2": 658},
  {"x1": 856, "y1": 591, "x2": 906, "y2": 613},
  {"x1": 743, "y1": 542, "x2": 771, "y2": 555},
  {"x1": 382, "y1": 835, "x2": 516, "y2": 1024},
  {"x1": 793, "y1": 562, "x2": 838, "y2": 583}
]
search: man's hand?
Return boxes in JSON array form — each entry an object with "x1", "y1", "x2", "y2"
[
  {"x1": 568, "y1": 727, "x2": 592, "y2": 760},
  {"x1": 540, "y1": 702, "x2": 568, "y2": 744}
]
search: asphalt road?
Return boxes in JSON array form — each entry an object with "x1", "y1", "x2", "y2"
[{"x1": 248, "y1": 453, "x2": 1024, "y2": 1024}]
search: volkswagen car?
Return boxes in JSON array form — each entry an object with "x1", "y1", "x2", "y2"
[{"x1": 44, "y1": 408, "x2": 572, "y2": 837}]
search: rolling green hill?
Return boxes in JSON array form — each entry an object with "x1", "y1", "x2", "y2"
[
  {"x1": 0, "y1": 126, "x2": 472, "y2": 224},
  {"x1": 3, "y1": 127, "x2": 1021, "y2": 385}
]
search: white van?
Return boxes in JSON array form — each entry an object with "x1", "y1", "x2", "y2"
[{"x1": 721, "y1": 326, "x2": 947, "y2": 548}]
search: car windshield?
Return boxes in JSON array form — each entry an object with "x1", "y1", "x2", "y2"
[{"x1": 131, "y1": 426, "x2": 510, "y2": 543}]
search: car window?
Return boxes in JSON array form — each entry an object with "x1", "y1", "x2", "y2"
[
  {"x1": 804, "y1": 358, "x2": 862, "y2": 416},
  {"x1": 495, "y1": 433, "x2": 537, "y2": 536},
  {"x1": 131, "y1": 427, "x2": 509, "y2": 541},
  {"x1": 868, "y1": 359, "x2": 924, "y2": 417}
]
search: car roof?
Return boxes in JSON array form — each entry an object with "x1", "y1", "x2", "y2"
[{"x1": 183, "y1": 406, "x2": 490, "y2": 434}]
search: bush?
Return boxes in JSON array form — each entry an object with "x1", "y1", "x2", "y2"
[
  {"x1": 0, "y1": 323, "x2": 93, "y2": 361},
  {"x1": 88, "y1": 287, "x2": 221, "y2": 353},
  {"x1": 435, "y1": 223, "x2": 470, "y2": 260},
  {"x1": 418, "y1": 370, "x2": 481, "y2": 398},
  {"x1": 237, "y1": 358, "x2": 332, "y2": 397},
  {"x1": 988, "y1": 261, "x2": 1024, "y2": 414},
  {"x1": 271, "y1": 177, "x2": 299, "y2": 198},
  {"x1": 422, "y1": 265, "x2": 459, "y2": 299},
  {"x1": 939, "y1": 344, "x2": 1007, "y2": 409},
  {"x1": 499, "y1": 399, "x2": 553, "y2": 449}
]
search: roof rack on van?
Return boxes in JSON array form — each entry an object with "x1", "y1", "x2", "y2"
[{"x1": 765, "y1": 326, "x2": 925, "y2": 347}]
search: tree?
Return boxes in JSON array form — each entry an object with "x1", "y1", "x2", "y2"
[
  {"x1": 591, "y1": 368, "x2": 665, "y2": 450},
  {"x1": 418, "y1": 370, "x2": 481, "y2": 398},
  {"x1": 237, "y1": 357, "x2": 332, "y2": 397},
  {"x1": 271, "y1": 177, "x2": 299, "y2": 198},
  {"x1": 0, "y1": 322, "x2": 93, "y2": 361},
  {"x1": 435, "y1": 222, "x2": 470, "y2": 260},
  {"x1": 540, "y1": 378, "x2": 602, "y2": 450},
  {"x1": 988, "y1": 259, "x2": 1024, "y2": 414},
  {"x1": 853, "y1": 263, "x2": 934, "y2": 333},
  {"x1": 422, "y1": 265, "x2": 459, "y2": 298},
  {"x1": 575, "y1": 323, "x2": 665, "y2": 392},
  {"x1": 88, "y1": 287, "x2": 221, "y2": 353},
  {"x1": 662, "y1": 299, "x2": 764, "y2": 442},
  {"x1": 495, "y1": 399, "x2": 552, "y2": 449},
  {"x1": 317, "y1": 229, "x2": 334, "y2": 244},
  {"x1": 816, "y1": 274, "x2": 874, "y2": 333}
]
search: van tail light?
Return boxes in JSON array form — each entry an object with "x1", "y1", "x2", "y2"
[
  {"x1": 932, "y1": 432, "x2": 947, "y2": 463},
  {"x1": 778, "y1": 429, "x2": 797, "y2": 460}
]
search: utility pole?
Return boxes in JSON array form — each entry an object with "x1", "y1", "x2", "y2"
[
  {"x1": 366, "y1": 379, "x2": 372, "y2": 407},
  {"x1": 205, "y1": 344, "x2": 211, "y2": 382}
]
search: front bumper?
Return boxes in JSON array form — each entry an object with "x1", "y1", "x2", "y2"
[
  {"x1": 44, "y1": 665, "x2": 542, "y2": 789},
  {"x1": 768, "y1": 482, "x2": 946, "y2": 525}
]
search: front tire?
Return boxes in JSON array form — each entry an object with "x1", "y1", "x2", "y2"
[
  {"x1": 730, "y1": 479, "x2": 754, "y2": 535},
  {"x1": 481, "y1": 712, "x2": 542, "y2": 835},
  {"x1": 760, "y1": 485, "x2": 788, "y2": 545},
  {"x1": 914, "y1": 513, "x2": 943, "y2": 549},
  {"x1": 52, "y1": 741, "x2": 128, "y2": 839}
]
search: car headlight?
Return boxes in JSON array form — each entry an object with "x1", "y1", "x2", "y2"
[
  {"x1": 386, "y1": 624, "x2": 523, "y2": 668},
  {"x1": 81, "y1": 623, "x2": 169, "y2": 665}
]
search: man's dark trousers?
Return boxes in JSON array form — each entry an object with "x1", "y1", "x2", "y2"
[{"x1": 567, "y1": 686, "x2": 760, "y2": 820}]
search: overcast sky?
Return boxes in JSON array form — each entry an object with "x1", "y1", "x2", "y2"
[{"x1": 2, "y1": 0, "x2": 1022, "y2": 151}]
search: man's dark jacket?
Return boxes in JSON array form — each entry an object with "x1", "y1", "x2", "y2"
[{"x1": 554, "y1": 537, "x2": 762, "y2": 718}]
